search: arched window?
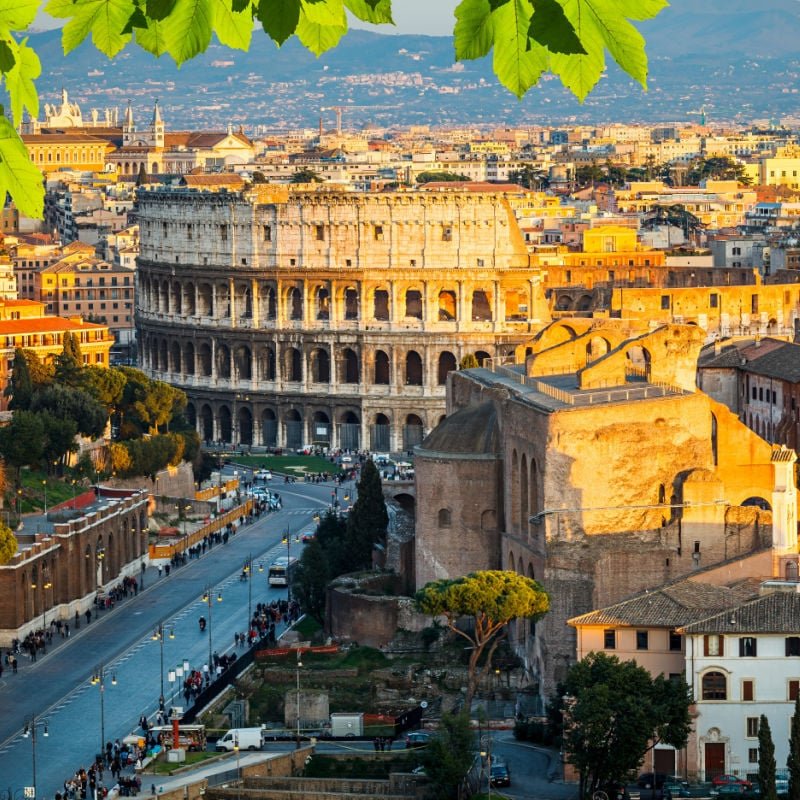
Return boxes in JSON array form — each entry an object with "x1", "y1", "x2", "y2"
[
  {"x1": 701, "y1": 671, "x2": 727, "y2": 700},
  {"x1": 405, "y1": 289, "x2": 422, "y2": 319},
  {"x1": 374, "y1": 350, "x2": 390, "y2": 385},
  {"x1": 437, "y1": 351, "x2": 457, "y2": 385},
  {"x1": 406, "y1": 351, "x2": 423, "y2": 385},
  {"x1": 438, "y1": 508, "x2": 452, "y2": 528}
]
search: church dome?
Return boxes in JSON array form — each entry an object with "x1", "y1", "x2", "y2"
[{"x1": 418, "y1": 401, "x2": 499, "y2": 456}]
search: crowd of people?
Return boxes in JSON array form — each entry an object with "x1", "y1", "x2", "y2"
[{"x1": 57, "y1": 741, "x2": 144, "y2": 800}]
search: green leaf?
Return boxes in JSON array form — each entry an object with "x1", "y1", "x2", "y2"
[
  {"x1": 615, "y1": 0, "x2": 669, "y2": 21},
  {"x1": 0, "y1": 116, "x2": 44, "y2": 218},
  {"x1": 529, "y1": 0, "x2": 585, "y2": 54},
  {"x1": 0, "y1": 39, "x2": 16, "y2": 73},
  {"x1": 256, "y1": 0, "x2": 300, "y2": 45},
  {"x1": 146, "y1": 0, "x2": 178, "y2": 21},
  {"x1": 453, "y1": 0, "x2": 495, "y2": 61},
  {"x1": 122, "y1": 6, "x2": 149, "y2": 33},
  {"x1": 343, "y1": 0, "x2": 392, "y2": 24},
  {"x1": 5, "y1": 37, "x2": 40, "y2": 126},
  {"x1": 296, "y1": 3, "x2": 346, "y2": 55},
  {"x1": 163, "y1": 0, "x2": 214, "y2": 64},
  {"x1": 46, "y1": 0, "x2": 136, "y2": 57},
  {"x1": 231, "y1": 0, "x2": 250, "y2": 11},
  {"x1": 491, "y1": 0, "x2": 547, "y2": 98},
  {"x1": 0, "y1": 0, "x2": 39, "y2": 31},
  {"x1": 213, "y1": 0, "x2": 252, "y2": 49},
  {"x1": 301, "y1": 0, "x2": 346, "y2": 28},
  {"x1": 134, "y1": 16, "x2": 170, "y2": 54}
]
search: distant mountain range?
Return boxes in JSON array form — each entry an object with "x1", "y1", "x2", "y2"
[{"x1": 28, "y1": 1, "x2": 800, "y2": 131}]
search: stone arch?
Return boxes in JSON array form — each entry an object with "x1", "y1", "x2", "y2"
[
  {"x1": 741, "y1": 496, "x2": 771, "y2": 511},
  {"x1": 371, "y1": 412, "x2": 391, "y2": 452},
  {"x1": 285, "y1": 409, "x2": 303, "y2": 450},
  {"x1": 511, "y1": 449, "x2": 519, "y2": 534},
  {"x1": 576, "y1": 294, "x2": 594, "y2": 311},
  {"x1": 404, "y1": 413, "x2": 424, "y2": 450},
  {"x1": 217, "y1": 282, "x2": 230, "y2": 317},
  {"x1": 343, "y1": 286, "x2": 359, "y2": 320},
  {"x1": 517, "y1": 556, "x2": 524, "y2": 575},
  {"x1": 404, "y1": 288, "x2": 422, "y2": 319},
  {"x1": 508, "y1": 549, "x2": 515, "y2": 571},
  {"x1": 216, "y1": 343, "x2": 231, "y2": 379},
  {"x1": 393, "y1": 493, "x2": 415, "y2": 516},
  {"x1": 438, "y1": 289, "x2": 457, "y2": 321},
  {"x1": 340, "y1": 410, "x2": 361, "y2": 449},
  {"x1": 288, "y1": 287, "x2": 303, "y2": 320},
  {"x1": 475, "y1": 350, "x2": 491, "y2": 366},
  {"x1": 183, "y1": 341, "x2": 195, "y2": 375},
  {"x1": 170, "y1": 340, "x2": 181, "y2": 374},
  {"x1": 198, "y1": 283, "x2": 213, "y2": 316},
  {"x1": 437, "y1": 351, "x2": 457, "y2": 385},
  {"x1": 438, "y1": 508, "x2": 452, "y2": 528},
  {"x1": 310, "y1": 348, "x2": 330, "y2": 383},
  {"x1": 234, "y1": 344, "x2": 252, "y2": 381},
  {"x1": 341, "y1": 348, "x2": 359, "y2": 384},
  {"x1": 315, "y1": 285, "x2": 330, "y2": 320},
  {"x1": 184, "y1": 282, "x2": 196, "y2": 316},
  {"x1": 159, "y1": 339, "x2": 168, "y2": 372},
  {"x1": 263, "y1": 285, "x2": 277, "y2": 320},
  {"x1": 527, "y1": 563, "x2": 535, "y2": 579},
  {"x1": 529, "y1": 458, "x2": 539, "y2": 522},
  {"x1": 373, "y1": 288, "x2": 390, "y2": 321},
  {"x1": 186, "y1": 402, "x2": 197, "y2": 429},
  {"x1": 260, "y1": 346, "x2": 276, "y2": 381},
  {"x1": 312, "y1": 410, "x2": 331, "y2": 446},
  {"x1": 625, "y1": 344, "x2": 652, "y2": 381},
  {"x1": 284, "y1": 347, "x2": 302, "y2": 382},
  {"x1": 586, "y1": 335, "x2": 611, "y2": 363},
  {"x1": 198, "y1": 342, "x2": 212, "y2": 377},
  {"x1": 219, "y1": 405, "x2": 232, "y2": 443},
  {"x1": 481, "y1": 509, "x2": 496, "y2": 530},
  {"x1": 711, "y1": 413, "x2": 718, "y2": 466},
  {"x1": 556, "y1": 294, "x2": 574, "y2": 311},
  {"x1": 261, "y1": 409, "x2": 277, "y2": 447},
  {"x1": 237, "y1": 406, "x2": 253, "y2": 446},
  {"x1": 786, "y1": 560, "x2": 799, "y2": 581},
  {"x1": 171, "y1": 281, "x2": 182, "y2": 314},
  {"x1": 374, "y1": 350, "x2": 390, "y2": 385},
  {"x1": 406, "y1": 351, "x2": 423, "y2": 385},
  {"x1": 520, "y1": 454, "x2": 529, "y2": 533},
  {"x1": 471, "y1": 289, "x2": 492, "y2": 321},
  {"x1": 200, "y1": 404, "x2": 213, "y2": 441},
  {"x1": 160, "y1": 280, "x2": 169, "y2": 312}
]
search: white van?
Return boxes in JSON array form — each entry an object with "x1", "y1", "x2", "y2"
[{"x1": 215, "y1": 727, "x2": 264, "y2": 751}]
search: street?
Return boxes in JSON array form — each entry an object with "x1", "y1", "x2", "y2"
[{"x1": 0, "y1": 476, "x2": 333, "y2": 797}]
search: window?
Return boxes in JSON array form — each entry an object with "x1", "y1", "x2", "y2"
[
  {"x1": 739, "y1": 637, "x2": 757, "y2": 657},
  {"x1": 374, "y1": 224, "x2": 383, "y2": 241},
  {"x1": 790, "y1": 680, "x2": 800, "y2": 701},
  {"x1": 710, "y1": 293, "x2": 718, "y2": 308},
  {"x1": 604, "y1": 629, "x2": 616, "y2": 649},
  {"x1": 442, "y1": 227, "x2": 452, "y2": 242},
  {"x1": 786, "y1": 637, "x2": 800, "y2": 656},
  {"x1": 702, "y1": 671, "x2": 727, "y2": 700},
  {"x1": 704, "y1": 634, "x2": 724, "y2": 657},
  {"x1": 746, "y1": 717, "x2": 760, "y2": 738},
  {"x1": 263, "y1": 225, "x2": 272, "y2": 242},
  {"x1": 315, "y1": 224, "x2": 324, "y2": 241},
  {"x1": 742, "y1": 679, "x2": 754, "y2": 701},
  {"x1": 661, "y1": 295, "x2": 670, "y2": 310},
  {"x1": 636, "y1": 630, "x2": 649, "y2": 650},
  {"x1": 751, "y1": 294, "x2": 758, "y2": 314},
  {"x1": 437, "y1": 508, "x2": 451, "y2": 528},
  {"x1": 669, "y1": 630, "x2": 682, "y2": 652},
  {"x1": 749, "y1": 748, "x2": 759, "y2": 764}
]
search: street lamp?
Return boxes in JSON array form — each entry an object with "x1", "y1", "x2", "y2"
[
  {"x1": 201, "y1": 587, "x2": 223, "y2": 668},
  {"x1": 152, "y1": 622, "x2": 175, "y2": 704},
  {"x1": 176, "y1": 504, "x2": 192, "y2": 555},
  {"x1": 16, "y1": 488, "x2": 22, "y2": 520},
  {"x1": 295, "y1": 649, "x2": 302, "y2": 749},
  {"x1": 70, "y1": 479, "x2": 77, "y2": 509},
  {"x1": 480, "y1": 733, "x2": 493, "y2": 800},
  {"x1": 90, "y1": 665, "x2": 116, "y2": 756},
  {"x1": 41, "y1": 480, "x2": 47, "y2": 515},
  {"x1": 22, "y1": 713, "x2": 48, "y2": 800}
]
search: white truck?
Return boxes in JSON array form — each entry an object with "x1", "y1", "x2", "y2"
[
  {"x1": 330, "y1": 713, "x2": 364, "y2": 738},
  {"x1": 215, "y1": 727, "x2": 264, "y2": 751}
]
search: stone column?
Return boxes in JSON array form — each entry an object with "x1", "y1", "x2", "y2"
[
  {"x1": 251, "y1": 280, "x2": 260, "y2": 327},
  {"x1": 229, "y1": 278, "x2": 236, "y2": 327}
]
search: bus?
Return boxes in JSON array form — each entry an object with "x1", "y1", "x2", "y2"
[{"x1": 268, "y1": 556, "x2": 298, "y2": 587}]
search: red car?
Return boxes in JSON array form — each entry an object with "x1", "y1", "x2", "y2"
[
  {"x1": 301, "y1": 531, "x2": 315, "y2": 543},
  {"x1": 713, "y1": 775, "x2": 752, "y2": 790}
]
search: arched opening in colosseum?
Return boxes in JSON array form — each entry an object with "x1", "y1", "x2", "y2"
[
  {"x1": 198, "y1": 283, "x2": 213, "y2": 316},
  {"x1": 285, "y1": 409, "x2": 303, "y2": 450},
  {"x1": 171, "y1": 282, "x2": 182, "y2": 314},
  {"x1": 577, "y1": 294, "x2": 594, "y2": 311},
  {"x1": 405, "y1": 351, "x2": 423, "y2": 385},
  {"x1": 216, "y1": 344, "x2": 231, "y2": 379},
  {"x1": 741, "y1": 497, "x2": 771, "y2": 511},
  {"x1": 160, "y1": 280, "x2": 169, "y2": 312},
  {"x1": 529, "y1": 459, "x2": 539, "y2": 522},
  {"x1": 344, "y1": 287, "x2": 359, "y2": 320},
  {"x1": 310, "y1": 348, "x2": 330, "y2": 383},
  {"x1": 475, "y1": 350, "x2": 491, "y2": 367},
  {"x1": 374, "y1": 350, "x2": 390, "y2": 384},
  {"x1": 200, "y1": 405, "x2": 213, "y2": 442},
  {"x1": 507, "y1": 549, "x2": 515, "y2": 570},
  {"x1": 170, "y1": 341, "x2": 181, "y2": 374},
  {"x1": 511, "y1": 449, "x2": 519, "y2": 534},
  {"x1": 373, "y1": 289, "x2": 390, "y2": 321},
  {"x1": 316, "y1": 287, "x2": 330, "y2": 320},
  {"x1": 219, "y1": 406, "x2": 232, "y2": 443},
  {"x1": 625, "y1": 345, "x2": 652, "y2": 381},
  {"x1": 437, "y1": 351, "x2": 457, "y2": 385},
  {"x1": 340, "y1": 411, "x2": 360, "y2": 449},
  {"x1": 505, "y1": 288, "x2": 527, "y2": 321},
  {"x1": 786, "y1": 560, "x2": 799, "y2": 581},
  {"x1": 403, "y1": 414, "x2": 424, "y2": 450},
  {"x1": 261, "y1": 409, "x2": 277, "y2": 447},
  {"x1": 405, "y1": 289, "x2": 422, "y2": 320},
  {"x1": 234, "y1": 345, "x2": 252, "y2": 380},
  {"x1": 186, "y1": 402, "x2": 196, "y2": 430},
  {"x1": 586, "y1": 336, "x2": 611, "y2": 363},
  {"x1": 198, "y1": 343, "x2": 212, "y2": 377},
  {"x1": 520, "y1": 454, "x2": 529, "y2": 532},
  {"x1": 289, "y1": 287, "x2": 303, "y2": 320},
  {"x1": 371, "y1": 413, "x2": 390, "y2": 451},
  {"x1": 260, "y1": 347, "x2": 276, "y2": 381},
  {"x1": 184, "y1": 342, "x2": 195, "y2": 375},
  {"x1": 237, "y1": 285, "x2": 252, "y2": 319},
  {"x1": 284, "y1": 347, "x2": 302, "y2": 382},
  {"x1": 184, "y1": 282, "x2": 196, "y2": 316},
  {"x1": 312, "y1": 411, "x2": 331, "y2": 446},
  {"x1": 263, "y1": 286, "x2": 277, "y2": 320},
  {"x1": 238, "y1": 407, "x2": 253, "y2": 446},
  {"x1": 218, "y1": 283, "x2": 231, "y2": 318},
  {"x1": 556, "y1": 295, "x2": 573, "y2": 311},
  {"x1": 393, "y1": 493, "x2": 415, "y2": 516},
  {"x1": 159, "y1": 340, "x2": 169, "y2": 372},
  {"x1": 438, "y1": 290, "x2": 456, "y2": 321},
  {"x1": 471, "y1": 290, "x2": 492, "y2": 321},
  {"x1": 342, "y1": 348, "x2": 360, "y2": 384},
  {"x1": 481, "y1": 509, "x2": 496, "y2": 531},
  {"x1": 148, "y1": 339, "x2": 157, "y2": 370}
]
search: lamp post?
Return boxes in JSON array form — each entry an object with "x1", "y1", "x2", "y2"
[
  {"x1": 201, "y1": 587, "x2": 222, "y2": 668},
  {"x1": 70, "y1": 479, "x2": 77, "y2": 509},
  {"x1": 295, "y1": 649, "x2": 302, "y2": 749},
  {"x1": 152, "y1": 622, "x2": 175, "y2": 705},
  {"x1": 480, "y1": 733, "x2": 492, "y2": 800},
  {"x1": 90, "y1": 665, "x2": 116, "y2": 755},
  {"x1": 41, "y1": 480, "x2": 47, "y2": 515},
  {"x1": 16, "y1": 488, "x2": 22, "y2": 521},
  {"x1": 22, "y1": 714, "x2": 48, "y2": 800},
  {"x1": 41, "y1": 575, "x2": 52, "y2": 653}
]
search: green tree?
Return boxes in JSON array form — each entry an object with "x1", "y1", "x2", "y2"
[
  {"x1": 686, "y1": 156, "x2": 752, "y2": 185},
  {"x1": 760, "y1": 715, "x2": 779, "y2": 800},
  {"x1": 0, "y1": 410, "x2": 44, "y2": 477},
  {"x1": 415, "y1": 171, "x2": 470, "y2": 184},
  {"x1": 118, "y1": 367, "x2": 186, "y2": 436},
  {"x1": 315, "y1": 509, "x2": 348, "y2": 577},
  {"x1": 460, "y1": 353, "x2": 480, "y2": 370},
  {"x1": 509, "y1": 165, "x2": 550, "y2": 190},
  {"x1": 292, "y1": 537, "x2": 330, "y2": 625},
  {"x1": 81, "y1": 366, "x2": 127, "y2": 418},
  {"x1": 41, "y1": 414, "x2": 79, "y2": 469},
  {"x1": 290, "y1": 168, "x2": 323, "y2": 184},
  {"x1": 0, "y1": 522, "x2": 17, "y2": 565},
  {"x1": 5, "y1": 347, "x2": 33, "y2": 410},
  {"x1": 415, "y1": 570, "x2": 549, "y2": 708},
  {"x1": 30, "y1": 384, "x2": 106, "y2": 439},
  {"x1": 344, "y1": 460, "x2": 388, "y2": 569},
  {"x1": 54, "y1": 331, "x2": 83, "y2": 386},
  {"x1": 559, "y1": 652, "x2": 693, "y2": 798},
  {"x1": 788, "y1": 696, "x2": 800, "y2": 800},
  {"x1": 420, "y1": 711, "x2": 474, "y2": 800},
  {"x1": 23, "y1": 349, "x2": 55, "y2": 389}
]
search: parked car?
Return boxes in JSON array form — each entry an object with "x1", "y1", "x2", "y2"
[
  {"x1": 713, "y1": 776, "x2": 753, "y2": 790},
  {"x1": 255, "y1": 469, "x2": 272, "y2": 481},
  {"x1": 664, "y1": 781, "x2": 691, "y2": 799},
  {"x1": 714, "y1": 785, "x2": 748, "y2": 796},
  {"x1": 300, "y1": 530, "x2": 316, "y2": 543},
  {"x1": 405, "y1": 731, "x2": 432, "y2": 748},
  {"x1": 490, "y1": 762, "x2": 511, "y2": 788},
  {"x1": 638, "y1": 774, "x2": 670, "y2": 789}
]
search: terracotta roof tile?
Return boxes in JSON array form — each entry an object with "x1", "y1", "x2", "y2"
[{"x1": 678, "y1": 590, "x2": 800, "y2": 634}]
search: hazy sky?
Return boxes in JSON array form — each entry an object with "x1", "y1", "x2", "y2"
[{"x1": 34, "y1": 2, "x2": 461, "y2": 35}]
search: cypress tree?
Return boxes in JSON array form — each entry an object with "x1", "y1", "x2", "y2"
[
  {"x1": 6, "y1": 348, "x2": 33, "y2": 409},
  {"x1": 759, "y1": 714, "x2": 778, "y2": 800},
  {"x1": 344, "y1": 460, "x2": 388, "y2": 569},
  {"x1": 788, "y1": 696, "x2": 800, "y2": 800}
]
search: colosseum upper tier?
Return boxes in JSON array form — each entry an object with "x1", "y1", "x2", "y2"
[{"x1": 136, "y1": 184, "x2": 547, "y2": 452}]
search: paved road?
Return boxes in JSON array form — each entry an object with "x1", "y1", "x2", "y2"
[{"x1": 0, "y1": 478, "x2": 334, "y2": 798}]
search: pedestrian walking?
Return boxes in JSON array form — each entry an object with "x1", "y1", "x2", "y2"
[{"x1": 157, "y1": 565, "x2": 162, "y2": 578}]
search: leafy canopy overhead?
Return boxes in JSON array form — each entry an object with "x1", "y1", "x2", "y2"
[{"x1": 0, "y1": 0, "x2": 665, "y2": 219}]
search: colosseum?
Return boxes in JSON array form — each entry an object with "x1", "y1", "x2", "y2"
[{"x1": 136, "y1": 183, "x2": 549, "y2": 452}]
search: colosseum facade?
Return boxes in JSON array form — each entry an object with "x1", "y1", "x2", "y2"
[{"x1": 136, "y1": 184, "x2": 548, "y2": 452}]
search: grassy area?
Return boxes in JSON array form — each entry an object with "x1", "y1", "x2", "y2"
[
  {"x1": 303, "y1": 754, "x2": 416, "y2": 780},
  {"x1": 149, "y1": 750, "x2": 222, "y2": 774},
  {"x1": 293, "y1": 615, "x2": 322, "y2": 639},
  {"x1": 229, "y1": 454, "x2": 340, "y2": 477},
  {"x1": 4, "y1": 469, "x2": 82, "y2": 515}
]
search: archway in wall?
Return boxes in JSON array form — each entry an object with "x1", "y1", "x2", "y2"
[
  {"x1": 340, "y1": 411, "x2": 360, "y2": 450},
  {"x1": 403, "y1": 413, "x2": 424, "y2": 451},
  {"x1": 200, "y1": 404, "x2": 213, "y2": 442},
  {"x1": 405, "y1": 289, "x2": 422, "y2": 319},
  {"x1": 576, "y1": 294, "x2": 594, "y2": 311},
  {"x1": 472, "y1": 290, "x2": 492, "y2": 321},
  {"x1": 184, "y1": 282, "x2": 196, "y2": 316},
  {"x1": 234, "y1": 345, "x2": 252, "y2": 380},
  {"x1": 374, "y1": 350, "x2": 390, "y2": 384},
  {"x1": 238, "y1": 407, "x2": 253, "y2": 446},
  {"x1": 475, "y1": 350, "x2": 491, "y2": 367},
  {"x1": 741, "y1": 497, "x2": 772, "y2": 511},
  {"x1": 437, "y1": 351, "x2": 457, "y2": 385},
  {"x1": 406, "y1": 351, "x2": 423, "y2": 385},
  {"x1": 285, "y1": 409, "x2": 303, "y2": 450},
  {"x1": 184, "y1": 342, "x2": 195, "y2": 375},
  {"x1": 394, "y1": 493, "x2": 415, "y2": 516},
  {"x1": 342, "y1": 348, "x2": 360, "y2": 384},
  {"x1": 344, "y1": 287, "x2": 359, "y2": 320},
  {"x1": 438, "y1": 290, "x2": 457, "y2": 320},
  {"x1": 216, "y1": 344, "x2": 231, "y2": 380},
  {"x1": 371, "y1": 413, "x2": 391, "y2": 452},
  {"x1": 284, "y1": 347, "x2": 302, "y2": 382},
  {"x1": 185, "y1": 403, "x2": 197, "y2": 430},
  {"x1": 312, "y1": 411, "x2": 331, "y2": 447},
  {"x1": 170, "y1": 341, "x2": 181, "y2": 374},
  {"x1": 310, "y1": 348, "x2": 330, "y2": 383},
  {"x1": 261, "y1": 409, "x2": 277, "y2": 447},
  {"x1": 373, "y1": 289, "x2": 390, "y2": 321},
  {"x1": 219, "y1": 406, "x2": 232, "y2": 443},
  {"x1": 625, "y1": 345, "x2": 651, "y2": 381}
]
